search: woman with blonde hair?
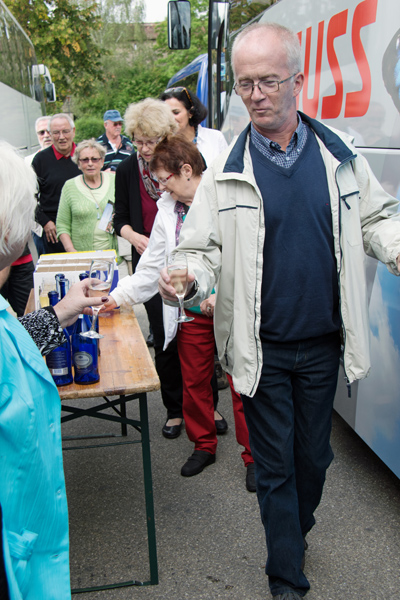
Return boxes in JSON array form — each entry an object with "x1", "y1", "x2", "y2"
[
  {"x1": 113, "y1": 98, "x2": 183, "y2": 439},
  {"x1": 56, "y1": 138, "x2": 119, "y2": 259}
]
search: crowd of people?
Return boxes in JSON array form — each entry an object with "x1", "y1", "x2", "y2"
[{"x1": 1, "y1": 20, "x2": 400, "y2": 600}]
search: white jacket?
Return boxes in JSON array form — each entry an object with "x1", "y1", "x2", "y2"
[
  {"x1": 197, "y1": 124, "x2": 228, "y2": 167},
  {"x1": 176, "y1": 114, "x2": 400, "y2": 397},
  {"x1": 110, "y1": 193, "x2": 179, "y2": 348}
]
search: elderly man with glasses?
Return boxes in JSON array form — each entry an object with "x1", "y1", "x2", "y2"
[
  {"x1": 159, "y1": 22, "x2": 400, "y2": 600},
  {"x1": 32, "y1": 113, "x2": 80, "y2": 255},
  {"x1": 97, "y1": 109, "x2": 133, "y2": 172}
]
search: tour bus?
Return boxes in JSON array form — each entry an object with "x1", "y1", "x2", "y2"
[
  {"x1": 0, "y1": 0, "x2": 55, "y2": 155},
  {"x1": 168, "y1": 0, "x2": 400, "y2": 478}
]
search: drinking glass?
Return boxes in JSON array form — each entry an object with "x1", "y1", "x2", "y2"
[
  {"x1": 166, "y1": 252, "x2": 194, "y2": 323},
  {"x1": 80, "y1": 259, "x2": 114, "y2": 339}
]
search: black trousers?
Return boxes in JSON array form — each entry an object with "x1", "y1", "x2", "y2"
[
  {"x1": 0, "y1": 260, "x2": 34, "y2": 317},
  {"x1": 131, "y1": 249, "x2": 183, "y2": 419},
  {"x1": 143, "y1": 293, "x2": 183, "y2": 419},
  {"x1": 41, "y1": 235, "x2": 65, "y2": 255}
]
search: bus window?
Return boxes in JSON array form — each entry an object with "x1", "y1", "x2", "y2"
[
  {"x1": 229, "y1": 0, "x2": 277, "y2": 35},
  {"x1": 0, "y1": 0, "x2": 55, "y2": 154}
]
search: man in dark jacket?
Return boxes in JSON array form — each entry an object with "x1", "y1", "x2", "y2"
[
  {"x1": 32, "y1": 113, "x2": 80, "y2": 254},
  {"x1": 97, "y1": 109, "x2": 133, "y2": 171}
]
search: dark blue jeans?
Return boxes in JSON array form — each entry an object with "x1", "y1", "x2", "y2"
[{"x1": 242, "y1": 332, "x2": 341, "y2": 597}]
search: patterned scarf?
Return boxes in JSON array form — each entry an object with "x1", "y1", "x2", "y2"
[
  {"x1": 174, "y1": 201, "x2": 188, "y2": 246},
  {"x1": 137, "y1": 154, "x2": 161, "y2": 200}
]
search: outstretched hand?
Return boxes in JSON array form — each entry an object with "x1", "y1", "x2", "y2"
[
  {"x1": 101, "y1": 296, "x2": 118, "y2": 312},
  {"x1": 53, "y1": 279, "x2": 108, "y2": 329}
]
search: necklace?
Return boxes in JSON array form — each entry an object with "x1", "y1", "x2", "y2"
[
  {"x1": 82, "y1": 174, "x2": 103, "y2": 219},
  {"x1": 82, "y1": 173, "x2": 103, "y2": 190}
]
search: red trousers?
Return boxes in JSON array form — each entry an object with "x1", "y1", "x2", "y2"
[{"x1": 177, "y1": 311, "x2": 253, "y2": 465}]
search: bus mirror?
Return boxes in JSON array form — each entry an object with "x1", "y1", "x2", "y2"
[
  {"x1": 45, "y1": 81, "x2": 56, "y2": 103},
  {"x1": 168, "y1": 0, "x2": 191, "y2": 49}
]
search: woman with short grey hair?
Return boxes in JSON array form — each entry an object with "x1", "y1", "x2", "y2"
[
  {"x1": 56, "y1": 138, "x2": 119, "y2": 258},
  {"x1": 72, "y1": 138, "x2": 106, "y2": 164}
]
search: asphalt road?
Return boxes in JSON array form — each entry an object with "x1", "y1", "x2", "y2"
[{"x1": 61, "y1": 301, "x2": 400, "y2": 600}]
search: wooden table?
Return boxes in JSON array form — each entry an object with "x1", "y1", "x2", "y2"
[{"x1": 26, "y1": 292, "x2": 160, "y2": 592}]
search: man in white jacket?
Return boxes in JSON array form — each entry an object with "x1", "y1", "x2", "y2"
[{"x1": 159, "y1": 22, "x2": 400, "y2": 600}]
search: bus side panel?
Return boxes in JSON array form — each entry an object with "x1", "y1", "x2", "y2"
[
  {"x1": 0, "y1": 82, "x2": 42, "y2": 154},
  {"x1": 224, "y1": 0, "x2": 400, "y2": 477}
]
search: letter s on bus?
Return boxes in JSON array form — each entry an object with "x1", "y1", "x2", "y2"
[
  {"x1": 321, "y1": 10, "x2": 348, "y2": 120},
  {"x1": 344, "y1": 0, "x2": 378, "y2": 118}
]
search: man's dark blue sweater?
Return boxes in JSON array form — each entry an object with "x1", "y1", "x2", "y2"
[{"x1": 250, "y1": 128, "x2": 340, "y2": 342}]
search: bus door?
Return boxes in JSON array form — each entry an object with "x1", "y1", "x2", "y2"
[{"x1": 208, "y1": 0, "x2": 229, "y2": 129}]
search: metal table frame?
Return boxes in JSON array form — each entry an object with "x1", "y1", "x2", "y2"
[{"x1": 61, "y1": 391, "x2": 158, "y2": 592}]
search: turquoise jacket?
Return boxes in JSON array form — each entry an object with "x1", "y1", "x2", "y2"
[{"x1": 0, "y1": 295, "x2": 70, "y2": 599}]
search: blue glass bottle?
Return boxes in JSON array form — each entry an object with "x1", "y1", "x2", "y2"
[
  {"x1": 59, "y1": 278, "x2": 75, "y2": 337},
  {"x1": 45, "y1": 290, "x2": 73, "y2": 386},
  {"x1": 79, "y1": 271, "x2": 99, "y2": 337},
  {"x1": 71, "y1": 314, "x2": 100, "y2": 384},
  {"x1": 55, "y1": 273, "x2": 65, "y2": 297}
]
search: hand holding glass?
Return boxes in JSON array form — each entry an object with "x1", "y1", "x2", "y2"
[
  {"x1": 81, "y1": 259, "x2": 114, "y2": 339},
  {"x1": 166, "y1": 253, "x2": 194, "y2": 323}
]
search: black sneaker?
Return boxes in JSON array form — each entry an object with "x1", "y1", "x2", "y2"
[
  {"x1": 215, "y1": 411, "x2": 228, "y2": 434},
  {"x1": 245, "y1": 463, "x2": 256, "y2": 492},
  {"x1": 181, "y1": 450, "x2": 216, "y2": 477}
]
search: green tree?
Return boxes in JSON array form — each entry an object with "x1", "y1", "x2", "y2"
[
  {"x1": 4, "y1": 0, "x2": 104, "y2": 110},
  {"x1": 229, "y1": 0, "x2": 276, "y2": 33},
  {"x1": 74, "y1": 115, "x2": 105, "y2": 142},
  {"x1": 74, "y1": 0, "x2": 171, "y2": 118},
  {"x1": 71, "y1": 0, "x2": 210, "y2": 119}
]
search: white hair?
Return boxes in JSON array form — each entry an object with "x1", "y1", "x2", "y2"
[
  {"x1": 35, "y1": 115, "x2": 50, "y2": 130},
  {"x1": 231, "y1": 22, "x2": 302, "y2": 77},
  {"x1": 0, "y1": 142, "x2": 37, "y2": 257},
  {"x1": 49, "y1": 113, "x2": 75, "y2": 130}
]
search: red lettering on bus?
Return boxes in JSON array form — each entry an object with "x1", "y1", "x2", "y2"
[
  {"x1": 344, "y1": 0, "x2": 378, "y2": 117},
  {"x1": 302, "y1": 21, "x2": 325, "y2": 118},
  {"x1": 321, "y1": 10, "x2": 348, "y2": 119},
  {"x1": 296, "y1": 31, "x2": 302, "y2": 108}
]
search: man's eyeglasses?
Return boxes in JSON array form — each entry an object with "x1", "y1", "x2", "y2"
[
  {"x1": 37, "y1": 130, "x2": 49, "y2": 136},
  {"x1": 51, "y1": 129, "x2": 73, "y2": 137},
  {"x1": 79, "y1": 157, "x2": 102, "y2": 164},
  {"x1": 111, "y1": 122, "x2": 123, "y2": 126},
  {"x1": 133, "y1": 138, "x2": 160, "y2": 149},
  {"x1": 156, "y1": 172, "x2": 175, "y2": 185},
  {"x1": 234, "y1": 74, "x2": 297, "y2": 98},
  {"x1": 163, "y1": 86, "x2": 193, "y2": 106}
]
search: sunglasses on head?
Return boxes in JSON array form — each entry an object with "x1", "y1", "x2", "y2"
[{"x1": 163, "y1": 86, "x2": 193, "y2": 107}]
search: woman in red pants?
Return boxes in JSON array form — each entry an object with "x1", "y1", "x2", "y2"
[
  {"x1": 150, "y1": 136, "x2": 254, "y2": 488},
  {"x1": 106, "y1": 135, "x2": 255, "y2": 490}
]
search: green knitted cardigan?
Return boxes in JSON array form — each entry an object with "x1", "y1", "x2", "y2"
[{"x1": 56, "y1": 173, "x2": 120, "y2": 260}]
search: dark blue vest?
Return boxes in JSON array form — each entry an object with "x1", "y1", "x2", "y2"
[{"x1": 250, "y1": 129, "x2": 340, "y2": 342}]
